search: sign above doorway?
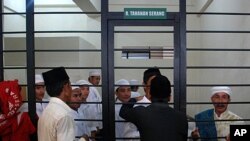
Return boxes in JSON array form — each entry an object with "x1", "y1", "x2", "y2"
[{"x1": 124, "y1": 8, "x2": 167, "y2": 19}]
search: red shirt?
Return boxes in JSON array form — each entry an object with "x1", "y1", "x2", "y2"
[{"x1": 1, "y1": 112, "x2": 36, "y2": 141}]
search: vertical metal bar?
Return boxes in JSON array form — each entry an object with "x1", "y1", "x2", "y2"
[
  {"x1": 26, "y1": 0, "x2": 36, "y2": 124},
  {"x1": 174, "y1": 15, "x2": 181, "y2": 111},
  {"x1": 179, "y1": 0, "x2": 187, "y2": 113},
  {"x1": 101, "y1": 0, "x2": 115, "y2": 140},
  {"x1": 108, "y1": 21, "x2": 115, "y2": 141},
  {"x1": 0, "y1": 0, "x2": 3, "y2": 81}
]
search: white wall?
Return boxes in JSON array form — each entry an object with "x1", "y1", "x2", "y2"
[
  {"x1": 4, "y1": 36, "x2": 96, "y2": 83},
  {"x1": 186, "y1": 0, "x2": 250, "y2": 120}
]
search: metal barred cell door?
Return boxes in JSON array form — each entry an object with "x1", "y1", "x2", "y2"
[{"x1": 101, "y1": 12, "x2": 186, "y2": 140}]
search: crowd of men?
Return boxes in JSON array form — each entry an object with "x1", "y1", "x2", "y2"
[{"x1": 0, "y1": 66, "x2": 245, "y2": 141}]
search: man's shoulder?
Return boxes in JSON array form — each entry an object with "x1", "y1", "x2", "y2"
[
  {"x1": 43, "y1": 100, "x2": 71, "y2": 117},
  {"x1": 228, "y1": 110, "x2": 243, "y2": 119}
]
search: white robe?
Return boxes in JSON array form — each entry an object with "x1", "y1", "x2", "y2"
[
  {"x1": 70, "y1": 109, "x2": 88, "y2": 137},
  {"x1": 78, "y1": 87, "x2": 102, "y2": 134}
]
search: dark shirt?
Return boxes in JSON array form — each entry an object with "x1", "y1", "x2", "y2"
[{"x1": 120, "y1": 98, "x2": 188, "y2": 141}]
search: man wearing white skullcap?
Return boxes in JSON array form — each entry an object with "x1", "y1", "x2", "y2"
[
  {"x1": 35, "y1": 74, "x2": 46, "y2": 101},
  {"x1": 123, "y1": 80, "x2": 151, "y2": 141},
  {"x1": 192, "y1": 86, "x2": 244, "y2": 141},
  {"x1": 88, "y1": 70, "x2": 101, "y2": 86},
  {"x1": 19, "y1": 74, "x2": 49, "y2": 117},
  {"x1": 76, "y1": 80, "x2": 90, "y2": 101},
  {"x1": 86, "y1": 69, "x2": 102, "y2": 101},
  {"x1": 86, "y1": 70, "x2": 103, "y2": 133},
  {"x1": 114, "y1": 79, "x2": 138, "y2": 139},
  {"x1": 115, "y1": 79, "x2": 131, "y2": 102},
  {"x1": 68, "y1": 83, "x2": 89, "y2": 140},
  {"x1": 76, "y1": 79, "x2": 103, "y2": 139}
]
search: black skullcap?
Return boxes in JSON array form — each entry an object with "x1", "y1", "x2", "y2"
[
  {"x1": 42, "y1": 67, "x2": 69, "y2": 86},
  {"x1": 143, "y1": 67, "x2": 161, "y2": 84},
  {"x1": 150, "y1": 75, "x2": 171, "y2": 99}
]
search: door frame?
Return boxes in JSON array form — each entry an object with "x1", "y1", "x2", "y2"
[{"x1": 102, "y1": 14, "x2": 186, "y2": 140}]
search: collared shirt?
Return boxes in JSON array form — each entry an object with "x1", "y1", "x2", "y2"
[
  {"x1": 123, "y1": 96, "x2": 151, "y2": 141},
  {"x1": 38, "y1": 97, "x2": 75, "y2": 141},
  {"x1": 214, "y1": 110, "x2": 244, "y2": 141},
  {"x1": 70, "y1": 109, "x2": 88, "y2": 137}
]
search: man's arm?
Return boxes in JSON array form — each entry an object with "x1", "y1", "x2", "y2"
[{"x1": 119, "y1": 98, "x2": 137, "y2": 121}]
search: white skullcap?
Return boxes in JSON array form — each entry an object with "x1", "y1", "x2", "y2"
[
  {"x1": 115, "y1": 79, "x2": 130, "y2": 90},
  {"x1": 89, "y1": 70, "x2": 101, "y2": 77},
  {"x1": 129, "y1": 79, "x2": 139, "y2": 86},
  {"x1": 35, "y1": 74, "x2": 44, "y2": 84},
  {"x1": 210, "y1": 86, "x2": 232, "y2": 97},
  {"x1": 76, "y1": 80, "x2": 90, "y2": 86},
  {"x1": 71, "y1": 82, "x2": 79, "y2": 90},
  {"x1": 130, "y1": 91, "x2": 141, "y2": 98}
]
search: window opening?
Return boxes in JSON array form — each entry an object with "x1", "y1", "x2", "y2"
[{"x1": 122, "y1": 46, "x2": 173, "y2": 59}]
